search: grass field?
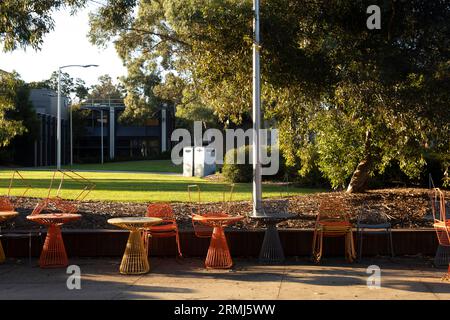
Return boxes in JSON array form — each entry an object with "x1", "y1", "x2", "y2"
[
  {"x1": 0, "y1": 169, "x2": 324, "y2": 203},
  {"x1": 50, "y1": 160, "x2": 182, "y2": 173}
]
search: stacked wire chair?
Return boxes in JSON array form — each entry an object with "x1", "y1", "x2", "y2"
[
  {"x1": 430, "y1": 188, "x2": 449, "y2": 267},
  {"x1": 27, "y1": 170, "x2": 95, "y2": 268},
  {"x1": 356, "y1": 205, "x2": 394, "y2": 260},
  {"x1": 430, "y1": 188, "x2": 450, "y2": 279},
  {"x1": 312, "y1": 197, "x2": 356, "y2": 263},
  {"x1": 0, "y1": 171, "x2": 34, "y2": 264},
  {"x1": 142, "y1": 203, "x2": 182, "y2": 258}
]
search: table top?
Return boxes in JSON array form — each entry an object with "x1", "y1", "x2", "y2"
[
  {"x1": 108, "y1": 217, "x2": 163, "y2": 230},
  {"x1": 27, "y1": 213, "x2": 82, "y2": 225},
  {"x1": 248, "y1": 212, "x2": 298, "y2": 222},
  {"x1": 192, "y1": 214, "x2": 244, "y2": 226},
  {"x1": 0, "y1": 211, "x2": 18, "y2": 222}
]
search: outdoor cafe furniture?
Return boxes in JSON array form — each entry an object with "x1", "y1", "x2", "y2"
[
  {"x1": 143, "y1": 203, "x2": 182, "y2": 258},
  {"x1": 430, "y1": 188, "x2": 450, "y2": 267},
  {"x1": 0, "y1": 171, "x2": 32, "y2": 263},
  {"x1": 356, "y1": 207, "x2": 394, "y2": 260},
  {"x1": 312, "y1": 197, "x2": 356, "y2": 263},
  {"x1": 0, "y1": 211, "x2": 18, "y2": 263},
  {"x1": 27, "y1": 198, "x2": 81, "y2": 268},
  {"x1": 26, "y1": 170, "x2": 94, "y2": 268},
  {"x1": 108, "y1": 217, "x2": 162, "y2": 275},
  {"x1": 250, "y1": 197, "x2": 298, "y2": 264},
  {"x1": 192, "y1": 213, "x2": 244, "y2": 269},
  {"x1": 188, "y1": 184, "x2": 244, "y2": 269},
  {"x1": 430, "y1": 188, "x2": 450, "y2": 279}
]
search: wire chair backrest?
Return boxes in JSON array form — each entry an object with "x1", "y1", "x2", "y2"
[
  {"x1": 431, "y1": 188, "x2": 447, "y2": 224},
  {"x1": 146, "y1": 203, "x2": 175, "y2": 221},
  {"x1": 34, "y1": 170, "x2": 96, "y2": 215},
  {"x1": 317, "y1": 197, "x2": 350, "y2": 223},
  {"x1": 0, "y1": 170, "x2": 33, "y2": 212},
  {"x1": 188, "y1": 184, "x2": 235, "y2": 238},
  {"x1": 432, "y1": 188, "x2": 450, "y2": 246}
]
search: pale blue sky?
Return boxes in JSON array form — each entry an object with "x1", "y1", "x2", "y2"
[{"x1": 0, "y1": 3, "x2": 127, "y2": 87}]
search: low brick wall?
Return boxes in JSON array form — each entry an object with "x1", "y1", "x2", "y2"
[{"x1": 1, "y1": 228, "x2": 438, "y2": 258}]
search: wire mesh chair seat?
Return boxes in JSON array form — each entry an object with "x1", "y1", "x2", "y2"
[
  {"x1": 143, "y1": 203, "x2": 182, "y2": 257},
  {"x1": 312, "y1": 197, "x2": 356, "y2": 263}
]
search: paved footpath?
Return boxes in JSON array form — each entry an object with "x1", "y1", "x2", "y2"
[{"x1": 0, "y1": 257, "x2": 448, "y2": 300}]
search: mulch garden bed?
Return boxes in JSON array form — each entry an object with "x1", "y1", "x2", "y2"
[{"x1": 2, "y1": 188, "x2": 447, "y2": 231}]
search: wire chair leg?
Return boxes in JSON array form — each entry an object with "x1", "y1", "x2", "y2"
[
  {"x1": 358, "y1": 230, "x2": 363, "y2": 262},
  {"x1": 175, "y1": 232, "x2": 182, "y2": 258},
  {"x1": 388, "y1": 229, "x2": 395, "y2": 258}
]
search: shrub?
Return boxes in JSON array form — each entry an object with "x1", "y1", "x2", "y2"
[{"x1": 222, "y1": 145, "x2": 253, "y2": 183}]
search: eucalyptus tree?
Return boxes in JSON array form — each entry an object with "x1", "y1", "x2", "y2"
[{"x1": 89, "y1": 0, "x2": 450, "y2": 191}]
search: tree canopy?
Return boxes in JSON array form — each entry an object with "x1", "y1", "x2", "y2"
[
  {"x1": 88, "y1": 0, "x2": 449, "y2": 191},
  {"x1": 0, "y1": 0, "x2": 87, "y2": 51},
  {"x1": 0, "y1": 70, "x2": 27, "y2": 147}
]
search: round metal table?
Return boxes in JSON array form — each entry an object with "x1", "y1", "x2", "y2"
[
  {"x1": 192, "y1": 214, "x2": 244, "y2": 269},
  {"x1": 108, "y1": 217, "x2": 162, "y2": 275},
  {"x1": 249, "y1": 212, "x2": 298, "y2": 264},
  {"x1": 0, "y1": 211, "x2": 18, "y2": 263},
  {"x1": 27, "y1": 213, "x2": 81, "y2": 268}
]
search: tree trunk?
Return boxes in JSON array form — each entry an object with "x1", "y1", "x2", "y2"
[{"x1": 346, "y1": 130, "x2": 372, "y2": 193}]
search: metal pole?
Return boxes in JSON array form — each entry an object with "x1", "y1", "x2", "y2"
[
  {"x1": 252, "y1": 0, "x2": 263, "y2": 216},
  {"x1": 57, "y1": 68, "x2": 62, "y2": 169},
  {"x1": 70, "y1": 104, "x2": 73, "y2": 166},
  {"x1": 100, "y1": 109, "x2": 104, "y2": 164}
]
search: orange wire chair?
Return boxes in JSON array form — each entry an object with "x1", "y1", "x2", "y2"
[
  {"x1": 142, "y1": 203, "x2": 182, "y2": 258},
  {"x1": 28, "y1": 170, "x2": 95, "y2": 268},
  {"x1": 0, "y1": 171, "x2": 32, "y2": 263},
  {"x1": 0, "y1": 171, "x2": 32, "y2": 212},
  {"x1": 312, "y1": 197, "x2": 356, "y2": 263},
  {"x1": 188, "y1": 184, "x2": 234, "y2": 238},
  {"x1": 431, "y1": 188, "x2": 449, "y2": 280}
]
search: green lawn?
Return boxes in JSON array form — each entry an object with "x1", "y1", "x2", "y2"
[
  {"x1": 0, "y1": 169, "x2": 324, "y2": 203},
  {"x1": 47, "y1": 160, "x2": 182, "y2": 173}
]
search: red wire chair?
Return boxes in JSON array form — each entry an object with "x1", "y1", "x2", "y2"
[
  {"x1": 431, "y1": 188, "x2": 450, "y2": 280},
  {"x1": 188, "y1": 184, "x2": 235, "y2": 238},
  {"x1": 142, "y1": 203, "x2": 182, "y2": 257},
  {"x1": 312, "y1": 197, "x2": 356, "y2": 263}
]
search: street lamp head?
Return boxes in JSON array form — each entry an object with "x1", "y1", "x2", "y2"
[{"x1": 82, "y1": 64, "x2": 99, "y2": 68}]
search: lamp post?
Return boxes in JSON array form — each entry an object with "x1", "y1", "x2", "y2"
[
  {"x1": 57, "y1": 64, "x2": 99, "y2": 169},
  {"x1": 252, "y1": 0, "x2": 263, "y2": 216}
]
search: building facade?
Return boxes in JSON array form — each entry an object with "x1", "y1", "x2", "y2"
[{"x1": 74, "y1": 100, "x2": 174, "y2": 163}]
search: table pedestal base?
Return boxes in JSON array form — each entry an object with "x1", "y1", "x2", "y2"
[
  {"x1": 259, "y1": 222, "x2": 285, "y2": 264},
  {"x1": 434, "y1": 244, "x2": 450, "y2": 267},
  {"x1": 0, "y1": 240, "x2": 5, "y2": 264},
  {"x1": 40, "y1": 225, "x2": 68, "y2": 268},
  {"x1": 120, "y1": 230, "x2": 149, "y2": 275},
  {"x1": 205, "y1": 227, "x2": 233, "y2": 269}
]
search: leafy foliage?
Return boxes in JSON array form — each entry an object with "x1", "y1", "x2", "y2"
[
  {"x1": 0, "y1": 71, "x2": 27, "y2": 147},
  {"x1": 89, "y1": 0, "x2": 450, "y2": 191},
  {"x1": 0, "y1": 0, "x2": 87, "y2": 51}
]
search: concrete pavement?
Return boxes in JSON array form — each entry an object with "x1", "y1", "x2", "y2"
[{"x1": 0, "y1": 257, "x2": 448, "y2": 300}]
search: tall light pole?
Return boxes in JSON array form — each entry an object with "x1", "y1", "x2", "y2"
[
  {"x1": 252, "y1": 0, "x2": 263, "y2": 216},
  {"x1": 57, "y1": 64, "x2": 99, "y2": 169}
]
